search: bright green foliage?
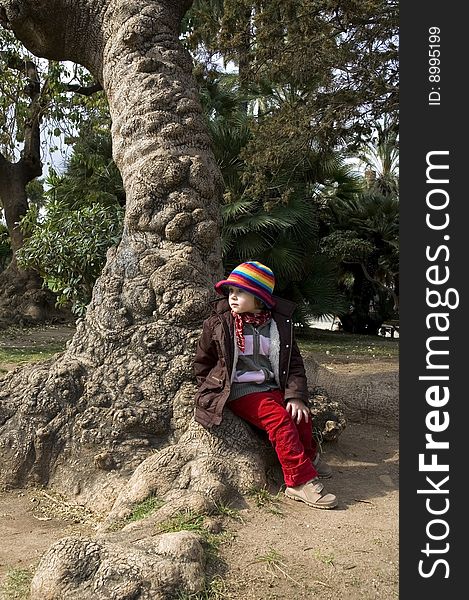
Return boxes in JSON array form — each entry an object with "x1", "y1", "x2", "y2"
[
  {"x1": 157, "y1": 509, "x2": 206, "y2": 534},
  {"x1": 125, "y1": 496, "x2": 165, "y2": 523},
  {"x1": 17, "y1": 119, "x2": 123, "y2": 315},
  {"x1": 18, "y1": 200, "x2": 123, "y2": 315},
  {"x1": 1, "y1": 26, "x2": 109, "y2": 322}
]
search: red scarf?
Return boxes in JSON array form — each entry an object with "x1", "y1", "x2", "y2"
[{"x1": 232, "y1": 310, "x2": 271, "y2": 353}]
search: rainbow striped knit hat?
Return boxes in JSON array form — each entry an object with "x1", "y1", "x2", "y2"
[{"x1": 215, "y1": 261, "x2": 276, "y2": 308}]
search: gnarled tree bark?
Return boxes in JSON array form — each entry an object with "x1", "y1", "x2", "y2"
[
  {"x1": 0, "y1": 0, "x2": 226, "y2": 502},
  {"x1": 0, "y1": 1, "x2": 276, "y2": 597},
  {"x1": 0, "y1": 2, "x2": 345, "y2": 597}
]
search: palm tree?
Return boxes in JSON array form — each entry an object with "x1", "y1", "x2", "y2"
[
  {"x1": 320, "y1": 188, "x2": 399, "y2": 334},
  {"x1": 200, "y1": 71, "x2": 347, "y2": 322},
  {"x1": 359, "y1": 116, "x2": 399, "y2": 196}
]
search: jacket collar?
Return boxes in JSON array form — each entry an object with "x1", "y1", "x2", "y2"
[{"x1": 211, "y1": 295, "x2": 297, "y2": 318}]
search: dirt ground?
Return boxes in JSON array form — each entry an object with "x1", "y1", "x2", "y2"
[{"x1": 0, "y1": 326, "x2": 399, "y2": 599}]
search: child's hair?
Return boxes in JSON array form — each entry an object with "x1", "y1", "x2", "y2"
[{"x1": 254, "y1": 296, "x2": 266, "y2": 310}]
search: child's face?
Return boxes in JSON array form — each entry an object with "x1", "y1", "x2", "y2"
[{"x1": 228, "y1": 286, "x2": 261, "y2": 314}]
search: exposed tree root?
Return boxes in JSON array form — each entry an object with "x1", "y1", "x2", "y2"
[
  {"x1": 31, "y1": 531, "x2": 206, "y2": 600},
  {"x1": 102, "y1": 413, "x2": 272, "y2": 528}
]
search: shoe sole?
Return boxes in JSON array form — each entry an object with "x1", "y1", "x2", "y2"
[{"x1": 285, "y1": 491, "x2": 338, "y2": 510}]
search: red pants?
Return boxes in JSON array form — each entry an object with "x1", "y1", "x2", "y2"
[{"x1": 229, "y1": 389, "x2": 318, "y2": 487}]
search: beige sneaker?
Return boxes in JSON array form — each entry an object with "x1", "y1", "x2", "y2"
[
  {"x1": 285, "y1": 478, "x2": 338, "y2": 510},
  {"x1": 312, "y1": 454, "x2": 333, "y2": 479}
]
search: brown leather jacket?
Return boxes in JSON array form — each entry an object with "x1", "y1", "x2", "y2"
[{"x1": 193, "y1": 296, "x2": 308, "y2": 428}]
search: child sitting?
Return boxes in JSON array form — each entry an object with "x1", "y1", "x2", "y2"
[{"x1": 194, "y1": 261, "x2": 338, "y2": 509}]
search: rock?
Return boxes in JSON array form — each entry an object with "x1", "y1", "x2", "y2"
[{"x1": 307, "y1": 386, "x2": 347, "y2": 443}]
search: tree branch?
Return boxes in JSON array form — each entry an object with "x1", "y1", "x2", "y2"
[
  {"x1": 11, "y1": 58, "x2": 42, "y2": 179},
  {"x1": 20, "y1": 103, "x2": 42, "y2": 180},
  {"x1": 0, "y1": 49, "x2": 41, "y2": 179},
  {"x1": 1, "y1": 53, "x2": 40, "y2": 92},
  {"x1": 64, "y1": 82, "x2": 103, "y2": 96}
]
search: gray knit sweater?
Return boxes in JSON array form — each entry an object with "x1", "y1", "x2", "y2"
[{"x1": 228, "y1": 320, "x2": 280, "y2": 401}]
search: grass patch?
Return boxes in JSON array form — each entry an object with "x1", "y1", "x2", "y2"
[
  {"x1": 248, "y1": 486, "x2": 284, "y2": 516},
  {"x1": 1, "y1": 568, "x2": 33, "y2": 599},
  {"x1": 212, "y1": 501, "x2": 244, "y2": 523},
  {"x1": 0, "y1": 344, "x2": 65, "y2": 370},
  {"x1": 297, "y1": 328, "x2": 399, "y2": 359},
  {"x1": 161, "y1": 510, "x2": 232, "y2": 600},
  {"x1": 176, "y1": 575, "x2": 227, "y2": 600},
  {"x1": 107, "y1": 495, "x2": 165, "y2": 531},
  {"x1": 157, "y1": 509, "x2": 223, "y2": 557},
  {"x1": 313, "y1": 548, "x2": 335, "y2": 566},
  {"x1": 157, "y1": 509, "x2": 206, "y2": 535},
  {"x1": 255, "y1": 548, "x2": 302, "y2": 585},
  {"x1": 255, "y1": 547, "x2": 284, "y2": 570},
  {"x1": 126, "y1": 496, "x2": 164, "y2": 523}
]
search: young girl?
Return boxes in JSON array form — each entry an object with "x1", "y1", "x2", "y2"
[{"x1": 194, "y1": 261, "x2": 338, "y2": 510}]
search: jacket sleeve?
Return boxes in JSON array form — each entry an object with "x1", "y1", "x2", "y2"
[
  {"x1": 193, "y1": 318, "x2": 218, "y2": 388},
  {"x1": 284, "y1": 337, "x2": 309, "y2": 402}
]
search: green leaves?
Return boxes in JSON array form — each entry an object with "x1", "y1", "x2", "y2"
[
  {"x1": 1, "y1": 29, "x2": 106, "y2": 162},
  {"x1": 318, "y1": 151, "x2": 399, "y2": 332},
  {"x1": 45, "y1": 125, "x2": 123, "y2": 210},
  {"x1": 17, "y1": 201, "x2": 124, "y2": 315},
  {"x1": 15, "y1": 116, "x2": 123, "y2": 315},
  {"x1": 185, "y1": 0, "x2": 398, "y2": 149},
  {"x1": 321, "y1": 230, "x2": 375, "y2": 262},
  {"x1": 196, "y1": 66, "x2": 348, "y2": 322}
]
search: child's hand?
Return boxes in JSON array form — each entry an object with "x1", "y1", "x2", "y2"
[{"x1": 286, "y1": 399, "x2": 310, "y2": 424}]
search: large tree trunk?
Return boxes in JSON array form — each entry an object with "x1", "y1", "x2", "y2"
[
  {"x1": 1, "y1": 0, "x2": 224, "y2": 500},
  {"x1": 0, "y1": 1, "x2": 275, "y2": 597},
  {"x1": 0, "y1": 2, "x2": 345, "y2": 597}
]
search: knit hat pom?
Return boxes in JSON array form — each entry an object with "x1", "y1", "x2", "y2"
[{"x1": 214, "y1": 261, "x2": 276, "y2": 308}]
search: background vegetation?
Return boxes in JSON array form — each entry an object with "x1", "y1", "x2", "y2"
[{"x1": 0, "y1": 0, "x2": 398, "y2": 333}]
